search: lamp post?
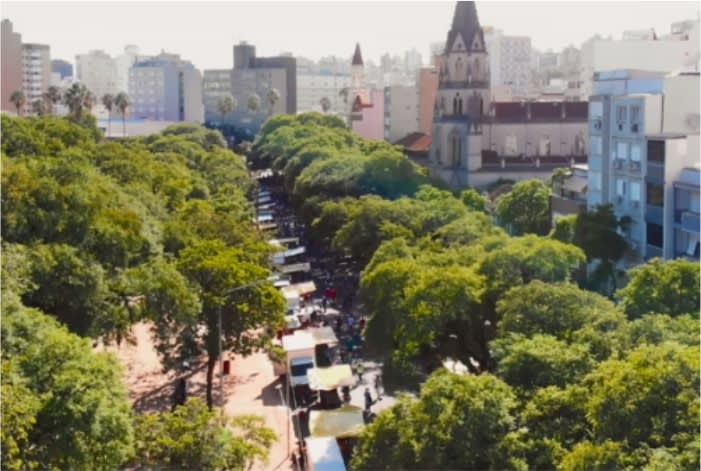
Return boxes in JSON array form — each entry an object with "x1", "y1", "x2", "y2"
[{"x1": 218, "y1": 276, "x2": 275, "y2": 418}]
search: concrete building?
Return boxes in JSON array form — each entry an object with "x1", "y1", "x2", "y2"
[
  {"x1": 484, "y1": 27, "x2": 532, "y2": 98},
  {"x1": 129, "y1": 53, "x2": 203, "y2": 123},
  {"x1": 429, "y1": 2, "x2": 589, "y2": 189},
  {"x1": 297, "y1": 71, "x2": 352, "y2": 114},
  {"x1": 1, "y1": 19, "x2": 22, "y2": 112},
  {"x1": 22, "y1": 43, "x2": 51, "y2": 115},
  {"x1": 203, "y1": 69, "x2": 235, "y2": 125},
  {"x1": 551, "y1": 164, "x2": 589, "y2": 219},
  {"x1": 51, "y1": 59, "x2": 73, "y2": 80},
  {"x1": 586, "y1": 69, "x2": 700, "y2": 263},
  {"x1": 417, "y1": 66, "x2": 439, "y2": 135},
  {"x1": 76, "y1": 50, "x2": 119, "y2": 100},
  {"x1": 580, "y1": 19, "x2": 699, "y2": 98},
  {"x1": 115, "y1": 45, "x2": 148, "y2": 94},
  {"x1": 384, "y1": 84, "x2": 420, "y2": 142}
]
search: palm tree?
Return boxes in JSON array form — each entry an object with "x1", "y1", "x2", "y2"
[
  {"x1": 10, "y1": 90, "x2": 26, "y2": 116},
  {"x1": 266, "y1": 88, "x2": 280, "y2": 117},
  {"x1": 247, "y1": 93, "x2": 260, "y2": 114},
  {"x1": 31, "y1": 99, "x2": 47, "y2": 116},
  {"x1": 320, "y1": 96, "x2": 331, "y2": 113},
  {"x1": 43, "y1": 86, "x2": 61, "y2": 115},
  {"x1": 102, "y1": 93, "x2": 114, "y2": 137},
  {"x1": 114, "y1": 92, "x2": 129, "y2": 137},
  {"x1": 216, "y1": 95, "x2": 237, "y2": 125},
  {"x1": 63, "y1": 83, "x2": 94, "y2": 119}
]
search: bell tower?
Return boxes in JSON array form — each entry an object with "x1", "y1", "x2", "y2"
[{"x1": 430, "y1": 1, "x2": 490, "y2": 188}]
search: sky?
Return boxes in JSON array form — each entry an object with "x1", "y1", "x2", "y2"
[{"x1": 3, "y1": 1, "x2": 699, "y2": 70}]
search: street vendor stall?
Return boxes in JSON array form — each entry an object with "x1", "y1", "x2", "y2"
[
  {"x1": 307, "y1": 364, "x2": 354, "y2": 391},
  {"x1": 309, "y1": 405, "x2": 364, "y2": 439}
]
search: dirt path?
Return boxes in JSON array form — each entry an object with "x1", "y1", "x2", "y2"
[{"x1": 106, "y1": 322, "x2": 294, "y2": 471}]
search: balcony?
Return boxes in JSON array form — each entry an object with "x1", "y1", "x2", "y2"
[{"x1": 681, "y1": 211, "x2": 700, "y2": 233}]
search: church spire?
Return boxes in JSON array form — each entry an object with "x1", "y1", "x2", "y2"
[
  {"x1": 445, "y1": 1, "x2": 483, "y2": 53},
  {"x1": 352, "y1": 43, "x2": 364, "y2": 66}
]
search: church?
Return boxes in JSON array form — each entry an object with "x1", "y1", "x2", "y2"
[{"x1": 429, "y1": 1, "x2": 589, "y2": 189}]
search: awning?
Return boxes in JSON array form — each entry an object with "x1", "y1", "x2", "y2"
[
  {"x1": 561, "y1": 175, "x2": 588, "y2": 194},
  {"x1": 284, "y1": 281, "x2": 316, "y2": 297},
  {"x1": 285, "y1": 314, "x2": 301, "y2": 330},
  {"x1": 282, "y1": 331, "x2": 315, "y2": 352},
  {"x1": 278, "y1": 262, "x2": 311, "y2": 274},
  {"x1": 268, "y1": 237, "x2": 300, "y2": 246},
  {"x1": 309, "y1": 405, "x2": 364, "y2": 438},
  {"x1": 309, "y1": 326, "x2": 338, "y2": 346},
  {"x1": 308, "y1": 364, "x2": 354, "y2": 390},
  {"x1": 255, "y1": 214, "x2": 274, "y2": 223},
  {"x1": 306, "y1": 437, "x2": 346, "y2": 471},
  {"x1": 258, "y1": 223, "x2": 278, "y2": 231}
]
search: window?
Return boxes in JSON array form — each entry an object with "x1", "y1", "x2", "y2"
[
  {"x1": 589, "y1": 101, "x2": 603, "y2": 117},
  {"x1": 616, "y1": 105, "x2": 627, "y2": 123},
  {"x1": 647, "y1": 140, "x2": 665, "y2": 163},
  {"x1": 686, "y1": 232, "x2": 700, "y2": 256},
  {"x1": 591, "y1": 136, "x2": 602, "y2": 155},
  {"x1": 646, "y1": 223, "x2": 663, "y2": 248},
  {"x1": 630, "y1": 105, "x2": 641, "y2": 123},
  {"x1": 690, "y1": 192, "x2": 700, "y2": 213},
  {"x1": 630, "y1": 181, "x2": 641, "y2": 202},
  {"x1": 630, "y1": 143, "x2": 641, "y2": 162},
  {"x1": 589, "y1": 170, "x2": 602, "y2": 191},
  {"x1": 616, "y1": 141, "x2": 628, "y2": 160},
  {"x1": 646, "y1": 182, "x2": 664, "y2": 207},
  {"x1": 616, "y1": 178, "x2": 626, "y2": 197}
]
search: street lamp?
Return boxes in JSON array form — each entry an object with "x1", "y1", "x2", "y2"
[{"x1": 218, "y1": 276, "x2": 277, "y2": 417}]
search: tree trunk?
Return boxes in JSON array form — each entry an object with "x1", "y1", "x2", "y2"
[
  {"x1": 205, "y1": 354, "x2": 216, "y2": 410},
  {"x1": 122, "y1": 114, "x2": 126, "y2": 137}
]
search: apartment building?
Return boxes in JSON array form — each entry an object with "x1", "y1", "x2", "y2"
[
  {"x1": 417, "y1": 66, "x2": 439, "y2": 135},
  {"x1": 484, "y1": 27, "x2": 532, "y2": 98},
  {"x1": 203, "y1": 69, "x2": 234, "y2": 124},
  {"x1": 1, "y1": 19, "x2": 22, "y2": 112},
  {"x1": 76, "y1": 50, "x2": 119, "y2": 100},
  {"x1": 129, "y1": 53, "x2": 203, "y2": 123},
  {"x1": 384, "y1": 84, "x2": 419, "y2": 142},
  {"x1": 297, "y1": 71, "x2": 351, "y2": 114},
  {"x1": 22, "y1": 43, "x2": 51, "y2": 115}
]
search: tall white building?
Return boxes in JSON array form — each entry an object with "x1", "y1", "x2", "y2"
[
  {"x1": 384, "y1": 84, "x2": 420, "y2": 142},
  {"x1": 297, "y1": 72, "x2": 352, "y2": 114},
  {"x1": 129, "y1": 53, "x2": 203, "y2": 123},
  {"x1": 22, "y1": 43, "x2": 51, "y2": 115},
  {"x1": 115, "y1": 45, "x2": 148, "y2": 94},
  {"x1": 76, "y1": 50, "x2": 119, "y2": 100},
  {"x1": 580, "y1": 19, "x2": 700, "y2": 98},
  {"x1": 483, "y1": 27, "x2": 532, "y2": 99}
]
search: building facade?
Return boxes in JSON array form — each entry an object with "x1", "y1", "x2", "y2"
[
  {"x1": 384, "y1": 84, "x2": 419, "y2": 142},
  {"x1": 1, "y1": 19, "x2": 22, "y2": 112},
  {"x1": 297, "y1": 71, "x2": 352, "y2": 114},
  {"x1": 203, "y1": 69, "x2": 235, "y2": 124},
  {"x1": 51, "y1": 59, "x2": 73, "y2": 80},
  {"x1": 76, "y1": 50, "x2": 119, "y2": 100},
  {"x1": 428, "y1": 2, "x2": 588, "y2": 189},
  {"x1": 417, "y1": 66, "x2": 439, "y2": 134},
  {"x1": 22, "y1": 43, "x2": 51, "y2": 115},
  {"x1": 129, "y1": 53, "x2": 203, "y2": 123},
  {"x1": 484, "y1": 27, "x2": 532, "y2": 99}
]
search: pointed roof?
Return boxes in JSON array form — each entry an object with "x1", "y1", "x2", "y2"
[
  {"x1": 352, "y1": 43, "x2": 363, "y2": 66},
  {"x1": 445, "y1": 1, "x2": 483, "y2": 53}
]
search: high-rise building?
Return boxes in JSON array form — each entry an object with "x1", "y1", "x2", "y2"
[
  {"x1": 129, "y1": 52, "x2": 203, "y2": 123},
  {"x1": 115, "y1": 45, "x2": 148, "y2": 94},
  {"x1": 51, "y1": 59, "x2": 73, "y2": 80},
  {"x1": 484, "y1": 27, "x2": 532, "y2": 98},
  {"x1": 22, "y1": 43, "x2": 51, "y2": 115},
  {"x1": 384, "y1": 84, "x2": 419, "y2": 142},
  {"x1": 203, "y1": 69, "x2": 234, "y2": 124},
  {"x1": 76, "y1": 50, "x2": 118, "y2": 100},
  {"x1": 297, "y1": 71, "x2": 352, "y2": 114},
  {"x1": 417, "y1": 66, "x2": 439, "y2": 135},
  {"x1": 1, "y1": 19, "x2": 22, "y2": 112}
]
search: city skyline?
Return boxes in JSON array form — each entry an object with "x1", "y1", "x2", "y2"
[{"x1": 3, "y1": 1, "x2": 699, "y2": 71}]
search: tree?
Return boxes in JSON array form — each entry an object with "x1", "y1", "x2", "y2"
[
  {"x1": 339, "y1": 87, "x2": 349, "y2": 105},
  {"x1": 43, "y1": 85, "x2": 61, "y2": 115},
  {"x1": 617, "y1": 258, "x2": 700, "y2": 319},
  {"x1": 495, "y1": 179, "x2": 551, "y2": 235},
  {"x1": 9, "y1": 90, "x2": 25, "y2": 116},
  {"x1": 101, "y1": 93, "x2": 114, "y2": 137},
  {"x1": 1, "y1": 305, "x2": 134, "y2": 470},
  {"x1": 351, "y1": 370, "x2": 519, "y2": 470},
  {"x1": 247, "y1": 93, "x2": 260, "y2": 114},
  {"x1": 573, "y1": 204, "x2": 630, "y2": 295},
  {"x1": 266, "y1": 88, "x2": 280, "y2": 116},
  {"x1": 63, "y1": 83, "x2": 95, "y2": 119},
  {"x1": 133, "y1": 398, "x2": 275, "y2": 471},
  {"x1": 320, "y1": 96, "x2": 331, "y2": 113},
  {"x1": 30, "y1": 99, "x2": 47, "y2": 116},
  {"x1": 460, "y1": 188, "x2": 489, "y2": 213},
  {"x1": 550, "y1": 214, "x2": 577, "y2": 243},
  {"x1": 114, "y1": 92, "x2": 129, "y2": 137},
  {"x1": 217, "y1": 94, "x2": 237, "y2": 124},
  {"x1": 173, "y1": 240, "x2": 285, "y2": 408}
]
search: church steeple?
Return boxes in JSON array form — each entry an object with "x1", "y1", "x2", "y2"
[
  {"x1": 352, "y1": 43, "x2": 364, "y2": 66},
  {"x1": 445, "y1": 1, "x2": 484, "y2": 53}
]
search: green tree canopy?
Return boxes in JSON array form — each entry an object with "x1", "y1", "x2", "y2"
[{"x1": 495, "y1": 179, "x2": 551, "y2": 235}]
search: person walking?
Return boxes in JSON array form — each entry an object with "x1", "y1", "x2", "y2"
[
  {"x1": 364, "y1": 387, "x2": 373, "y2": 411},
  {"x1": 374, "y1": 373, "x2": 383, "y2": 399},
  {"x1": 356, "y1": 362, "x2": 365, "y2": 383}
]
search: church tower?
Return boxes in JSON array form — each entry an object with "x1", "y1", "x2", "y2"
[{"x1": 430, "y1": 1, "x2": 490, "y2": 188}]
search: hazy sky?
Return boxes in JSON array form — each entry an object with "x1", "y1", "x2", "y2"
[{"x1": 3, "y1": 1, "x2": 699, "y2": 70}]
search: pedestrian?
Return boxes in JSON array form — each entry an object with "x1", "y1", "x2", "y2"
[
  {"x1": 374, "y1": 373, "x2": 383, "y2": 399},
  {"x1": 364, "y1": 387, "x2": 373, "y2": 411},
  {"x1": 291, "y1": 452, "x2": 298, "y2": 470},
  {"x1": 322, "y1": 297, "x2": 327, "y2": 313},
  {"x1": 356, "y1": 362, "x2": 365, "y2": 383}
]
